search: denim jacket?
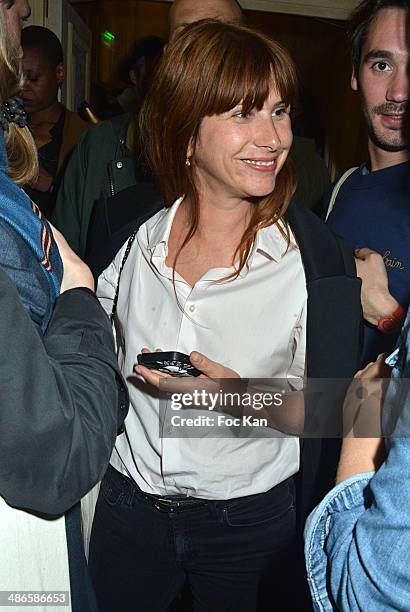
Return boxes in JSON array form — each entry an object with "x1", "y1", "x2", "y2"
[{"x1": 304, "y1": 309, "x2": 410, "y2": 611}]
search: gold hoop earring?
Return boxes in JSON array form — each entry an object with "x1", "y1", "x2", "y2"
[{"x1": 185, "y1": 157, "x2": 191, "y2": 167}]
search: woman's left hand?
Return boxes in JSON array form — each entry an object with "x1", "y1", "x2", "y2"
[{"x1": 134, "y1": 348, "x2": 239, "y2": 389}]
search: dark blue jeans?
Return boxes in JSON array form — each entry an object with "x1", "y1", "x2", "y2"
[{"x1": 89, "y1": 466, "x2": 297, "y2": 612}]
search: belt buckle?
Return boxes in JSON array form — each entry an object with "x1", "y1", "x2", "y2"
[
  {"x1": 154, "y1": 497, "x2": 180, "y2": 513},
  {"x1": 156, "y1": 497, "x2": 177, "y2": 504}
]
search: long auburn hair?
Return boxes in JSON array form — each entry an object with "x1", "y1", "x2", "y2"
[
  {"x1": 0, "y1": 0, "x2": 38, "y2": 185},
  {"x1": 139, "y1": 19, "x2": 298, "y2": 279}
]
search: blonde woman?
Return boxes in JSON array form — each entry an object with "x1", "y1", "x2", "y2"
[{"x1": 0, "y1": 2, "x2": 127, "y2": 610}]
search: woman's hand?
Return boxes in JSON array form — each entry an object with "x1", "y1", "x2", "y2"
[
  {"x1": 134, "y1": 348, "x2": 239, "y2": 389},
  {"x1": 49, "y1": 223, "x2": 94, "y2": 293}
]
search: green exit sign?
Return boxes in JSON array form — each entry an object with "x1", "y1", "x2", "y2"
[{"x1": 102, "y1": 30, "x2": 116, "y2": 48}]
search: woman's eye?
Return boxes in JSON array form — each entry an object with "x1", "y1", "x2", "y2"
[
  {"x1": 272, "y1": 107, "x2": 288, "y2": 119},
  {"x1": 234, "y1": 111, "x2": 249, "y2": 119}
]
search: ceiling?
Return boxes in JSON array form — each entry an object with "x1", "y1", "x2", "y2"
[
  {"x1": 151, "y1": 0, "x2": 359, "y2": 20},
  {"x1": 70, "y1": 0, "x2": 360, "y2": 20}
]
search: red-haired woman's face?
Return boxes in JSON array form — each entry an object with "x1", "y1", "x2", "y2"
[{"x1": 191, "y1": 86, "x2": 292, "y2": 204}]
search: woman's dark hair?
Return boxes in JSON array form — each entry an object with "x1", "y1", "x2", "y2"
[
  {"x1": 21, "y1": 26, "x2": 64, "y2": 69},
  {"x1": 350, "y1": 0, "x2": 410, "y2": 75},
  {"x1": 139, "y1": 19, "x2": 298, "y2": 280}
]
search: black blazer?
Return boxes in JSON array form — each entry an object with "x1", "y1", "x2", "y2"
[
  {"x1": 87, "y1": 192, "x2": 363, "y2": 521},
  {"x1": 285, "y1": 202, "x2": 362, "y2": 523}
]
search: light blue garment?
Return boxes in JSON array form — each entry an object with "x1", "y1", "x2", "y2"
[
  {"x1": 305, "y1": 308, "x2": 410, "y2": 611},
  {"x1": 0, "y1": 130, "x2": 62, "y2": 329}
]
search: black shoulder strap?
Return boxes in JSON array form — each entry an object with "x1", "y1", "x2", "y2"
[{"x1": 110, "y1": 230, "x2": 137, "y2": 321}]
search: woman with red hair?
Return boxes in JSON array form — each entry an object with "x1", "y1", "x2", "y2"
[{"x1": 91, "y1": 19, "x2": 362, "y2": 611}]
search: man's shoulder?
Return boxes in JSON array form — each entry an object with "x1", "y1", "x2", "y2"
[
  {"x1": 320, "y1": 166, "x2": 362, "y2": 214},
  {"x1": 331, "y1": 166, "x2": 362, "y2": 192},
  {"x1": 77, "y1": 113, "x2": 132, "y2": 149}
]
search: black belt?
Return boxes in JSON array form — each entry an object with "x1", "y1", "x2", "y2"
[
  {"x1": 153, "y1": 496, "x2": 208, "y2": 513},
  {"x1": 136, "y1": 486, "x2": 208, "y2": 513}
]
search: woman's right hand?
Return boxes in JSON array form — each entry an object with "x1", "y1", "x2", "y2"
[{"x1": 49, "y1": 223, "x2": 95, "y2": 293}]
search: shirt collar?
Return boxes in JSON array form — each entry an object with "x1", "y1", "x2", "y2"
[
  {"x1": 233, "y1": 220, "x2": 294, "y2": 279},
  {"x1": 146, "y1": 196, "x2": 184, "y2": 253},
  {"x1": 254, "y1": 221, "x2": 291, "y2": 263},
  {"x1": 360, "y1": 162, "x2": 370, "y2": 175},
  {"x1": 145, "y1": 196, "x2": 293, "y2": 272}
]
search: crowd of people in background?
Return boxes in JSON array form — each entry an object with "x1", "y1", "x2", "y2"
[{"x1": 1, "y1": 0, "x2": 410, "y2": 610}]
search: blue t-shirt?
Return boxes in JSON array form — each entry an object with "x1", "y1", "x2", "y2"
[{"x1": 326, "y1": 160, "x2": 410, "y2": 366}]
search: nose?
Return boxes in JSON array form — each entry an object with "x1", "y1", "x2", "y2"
[
  {"x1": 255, "y1": 114, "x2": 282, "y2": 150},
  {"x1": 387, "y1": 65, "x2": 410, "y2": 103}
]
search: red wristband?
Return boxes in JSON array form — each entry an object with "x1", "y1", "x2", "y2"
[{"x1": 377, "y1": 303, "x2": 406, "y2": 334}]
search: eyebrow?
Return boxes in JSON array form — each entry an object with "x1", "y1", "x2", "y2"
[{"x1": 363, "y1": 49, "x2": 394, "y2": 63}]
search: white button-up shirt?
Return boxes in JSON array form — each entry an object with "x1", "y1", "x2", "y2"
[{"x1": 98, "y1": 198, "x2": 307, "y2": 499}]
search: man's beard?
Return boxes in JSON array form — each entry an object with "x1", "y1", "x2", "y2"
[{"x1": 364, "y1": 101, "x2": 410, "y2": 153}]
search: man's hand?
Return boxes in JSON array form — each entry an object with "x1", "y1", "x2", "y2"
[
  {"x1": 355, "y1": 248, "x2": 398, "y2": 325},
  {"x1": 337, "y1": 354, "x2": 392, "y2": 483},
  {"x1": 49, "y1": 223, "x2": 94, "y2": 293}
]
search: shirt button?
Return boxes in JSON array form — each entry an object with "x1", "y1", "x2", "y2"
[
  {"x1": 116, "y1": 161, "x2": 123, "y2": 169},
  {"x1": 189, "y1": 305, "x2": 195, "y2": 312}
]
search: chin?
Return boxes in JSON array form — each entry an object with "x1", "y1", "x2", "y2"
[{"x1": 249, "y1": 181, "x2": 276, "y2": 198}]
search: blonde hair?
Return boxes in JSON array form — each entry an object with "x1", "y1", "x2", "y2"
[{"x1": 0, "y1": 0, "x2": 38, "y2": 184}]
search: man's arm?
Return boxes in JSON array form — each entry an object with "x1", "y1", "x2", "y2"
[
  {"x1": 323, "y1": 440, "x2": 410, "y2": 611},
  {"x1": 336, "y1": 354, "x2": 390, "y2": 482},
  {"x1": 305, "y1": 321, "x2": 410, "y2": 611},
  {"x1": 0, "y1": 269, "x2": 128, "y2": 516}
]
